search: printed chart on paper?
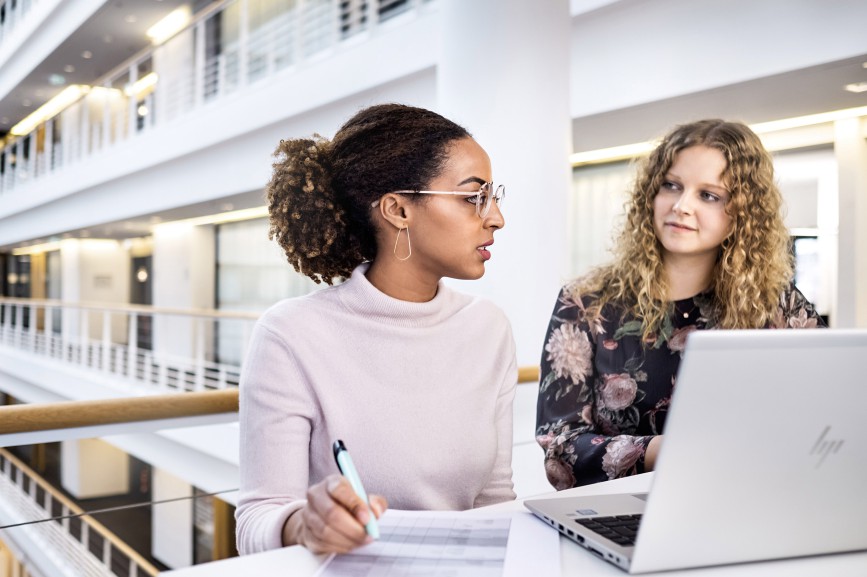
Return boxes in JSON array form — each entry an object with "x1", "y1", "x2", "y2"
[{"x1": 317, "y1": 512, "x2": 512, "y2": 576}]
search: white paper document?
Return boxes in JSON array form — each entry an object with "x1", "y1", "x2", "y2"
[{"x1": 315, "y1": 509, "x2": 560, "y2": 577}]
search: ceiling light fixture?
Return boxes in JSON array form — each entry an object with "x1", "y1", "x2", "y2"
[
  {"x1": 81, "y1": 50, "x2": 93, "y2": 59},
  {"x1": 569, "y1": 142, "x2": 656, "y2": 166},
  {"x1": 124, "y1": 72, "x2": 159, "y2": 96},
  {"x1": 749, "y1": 105, "x2": 867, "y2": 133},
  {"x1": 155, "y1": 206, "x2": 269, "y2": 229},
  {"x1": 11, "y1": 241, "x2": 62, "y2": 256},
  {"x1": 10, "y1": 85, "x2": 89, "y2": 136},
  {"x1": 146, "y1": 6, "x2": 192, "y2": 44},
  {"x1": 844, "y1": 82, "x2": 867, "y2": 94}
]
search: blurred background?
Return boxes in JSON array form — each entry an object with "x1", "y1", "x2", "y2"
[{"x1": 0, "y1": 0, "x2": 865, "y2": 574}]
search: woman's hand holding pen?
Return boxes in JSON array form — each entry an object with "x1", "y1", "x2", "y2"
[{"x1": 282, "y1": 474, "x2": 388, "y2": 554}]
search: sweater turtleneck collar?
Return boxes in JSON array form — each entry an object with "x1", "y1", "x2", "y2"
[{"x1": 337, "y1": 263, "x2": 468, "y2": 328}]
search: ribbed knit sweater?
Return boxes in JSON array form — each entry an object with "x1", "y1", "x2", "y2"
[{"x1": 235, "y1": 264, "x2": 517, "y2": 555}]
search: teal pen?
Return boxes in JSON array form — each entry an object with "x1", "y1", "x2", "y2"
[{"x1": 332, "y1": 439, "x2": 380, "y2": 539}]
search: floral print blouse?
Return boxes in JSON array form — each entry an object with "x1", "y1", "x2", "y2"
[{"x1": 535, "y1": 282, "x2": 824, "y2": 490}]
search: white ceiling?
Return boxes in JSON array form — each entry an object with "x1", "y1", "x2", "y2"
[
  {"x1": 0, "y1": 0, "x2": 189, "y2": 136},
  {"x1": 572, "y1": 54, "x2": 867, "y2": 152}
]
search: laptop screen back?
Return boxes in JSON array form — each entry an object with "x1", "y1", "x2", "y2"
[{"x1": 630, "y1": 329, "x2": 867, "y2": 573}]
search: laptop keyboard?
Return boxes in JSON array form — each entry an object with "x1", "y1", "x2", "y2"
[{"x1": 575, "y1": 514, "x2": 642, "y2": 546}]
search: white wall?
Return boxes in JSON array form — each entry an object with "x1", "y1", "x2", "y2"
[
  {"x1": 60, "y1": 438, "x2": 130, "y2": 499},
  {"x1": 834, "y1": 117, "x2": 867, "y2": 327},
  {"x1": 152, "y1": 223, "x2": 215, "y2": 361},
  {"x1": 570, "y1": 0, "x2": 867, "y2": 117},
  {"x1": 60, "y1": 238, "x2": 131, "y2": 342}
]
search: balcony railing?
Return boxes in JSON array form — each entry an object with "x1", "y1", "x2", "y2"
[
  {"x1": 0, "y1": 0, "x2": 431, "y2": 202},
  {"x1": 0, "y1": 391, "x2": 240, "y2": 577},
  {"x1": 0, "y1": 448, "x2": 160, "y2": 577},
  {"x1": 0, "y1": 297, "x2": 258, "y2": 392}
]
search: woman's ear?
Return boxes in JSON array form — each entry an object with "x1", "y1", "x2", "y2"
[{"x1": 375, "y1": 193, "x2": 412, "y2": 230}]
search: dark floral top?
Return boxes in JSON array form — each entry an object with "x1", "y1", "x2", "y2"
[{"x1": 535, "y1": 282, "x2": 825, "y2": 489}]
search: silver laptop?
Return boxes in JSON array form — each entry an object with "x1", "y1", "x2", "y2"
[{"x1": 525, "y1": 329, "x2": 867, "y2": 573}]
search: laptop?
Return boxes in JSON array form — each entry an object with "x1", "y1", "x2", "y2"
[{"x1": 525, "y1": 329, "x2": 867, "y2": 573}]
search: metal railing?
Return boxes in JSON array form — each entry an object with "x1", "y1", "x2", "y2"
[
  {"x1": 0, "y1": 448, "x2": 160, "y2": 577},
  {"x1": 0, "y1": 297, "x2": 543, "y2": 397},
  {"x1": 0, "y1": 0, "x2": 431, "y2": 200},
  {"x1": 0, "y1": 297, "x2": 258, "y2": 391}
]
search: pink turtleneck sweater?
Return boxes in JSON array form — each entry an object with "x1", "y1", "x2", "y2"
[{"x1": 235, "y1": 264, "x2": 517, "y2": 555}]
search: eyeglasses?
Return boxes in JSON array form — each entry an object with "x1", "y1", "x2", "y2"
[{"x1": 373, "y1": 182, "x2": 506, "y2": 218}]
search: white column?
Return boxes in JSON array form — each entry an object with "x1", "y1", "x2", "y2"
[
  {"x1": 44, "y1": 118, "x2": 54, "y2": 174},
  {"x1": 60, "y1": 439, "x2": 130, "y2": 499},
  {"x1": 152, "y1": 468, "x2": 194, "y2": 569},
  {"x1": 438, "y1": 0, "x2": 572, "y2": 365},
  {"x1": 834, "y1": 118, "x2": 867, "y2": 328},
  {"x1": 128, "y1": 64, "x2": 140, "y2": 135},
  {"x1": 152, "y1": 223, "x2": 216, "y2": 360}
]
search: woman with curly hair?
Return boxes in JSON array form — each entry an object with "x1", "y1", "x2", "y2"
[
  {"x1": 536, "y1": 119, "x2": 824, "y2": 490},
  {"x1": 236, "y1": 104, "x2": 513, "y2": 555}
]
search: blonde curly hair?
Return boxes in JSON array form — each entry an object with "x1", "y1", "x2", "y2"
[{"x1": 574, "y1": 119, "x2": 793, "y2": 340}]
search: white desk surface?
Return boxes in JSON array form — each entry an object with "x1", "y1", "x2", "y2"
[{"x1": 161, "y1": 473, "x2": 867, "y2": 576}]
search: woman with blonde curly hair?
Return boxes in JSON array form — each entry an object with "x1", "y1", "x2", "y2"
[
  {"x1": 536, "y1": 119, "x2": 824, "y2": 490},
  {"x1": 236, "y1": 104, "x2": 514, "y2": 556}
]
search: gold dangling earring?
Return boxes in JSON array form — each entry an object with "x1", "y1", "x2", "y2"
[{"x1": 393, "y1": 226, "x2": 411, "y2": 261}]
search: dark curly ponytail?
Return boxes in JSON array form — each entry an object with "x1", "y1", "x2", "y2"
[{"x1": 266, "y1": 103, "x2": 470, "y2": 284}]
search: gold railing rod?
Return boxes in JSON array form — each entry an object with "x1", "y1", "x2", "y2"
[
  {"x1": 518, "y1": 365, "x2": 540, "y2": 384},
  {"x1": 0, "y1": 389, "x2": 239, "y2": 435},
  {"x1": 0, "y1": 447, "x2": 160, "y2": 576}
]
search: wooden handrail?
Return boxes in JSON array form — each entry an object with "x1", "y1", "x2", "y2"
[
  {"x1": 0, "y1": 389, "x2": 239, "y2": 435},
  {"x1": 518, "y1": 365, "x2": 540, "y2": 383},
  {"x1": 0, "y1": 365, "x2": 539, "y2": 436},
  {"x1": 0, "y1": 447, "x2": 160, "y2": 576}
]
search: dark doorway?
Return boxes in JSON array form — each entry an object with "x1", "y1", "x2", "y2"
[{"x1": 130, "y1": 255, "x2": 153, "y2": 350}]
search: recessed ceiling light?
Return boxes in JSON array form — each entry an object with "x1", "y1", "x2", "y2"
[
  {"x1": 146, "y1": 6, "x2": 191, "y2": 44},
  {"x1": 844, "y1": 82, "x2": 867, "y2": 94},
  {"x1": 125, "y1": 14, "x2": 137, "y2": 23},
  {"x1": 22, "y1": 99, "x2": 31, "y2": 107},
  {"x1": 103, "y1": 34, "x2": 114, "y2": 43},
  {"x1": 81, "y1": 50, "x2": 93, "y2": 59},
  {"x1": 48, "y1": 74, "x2": 66, "y2": 86},
  {"x1": 64, "y1": 64, "x2": 75, "y2": 73}
]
